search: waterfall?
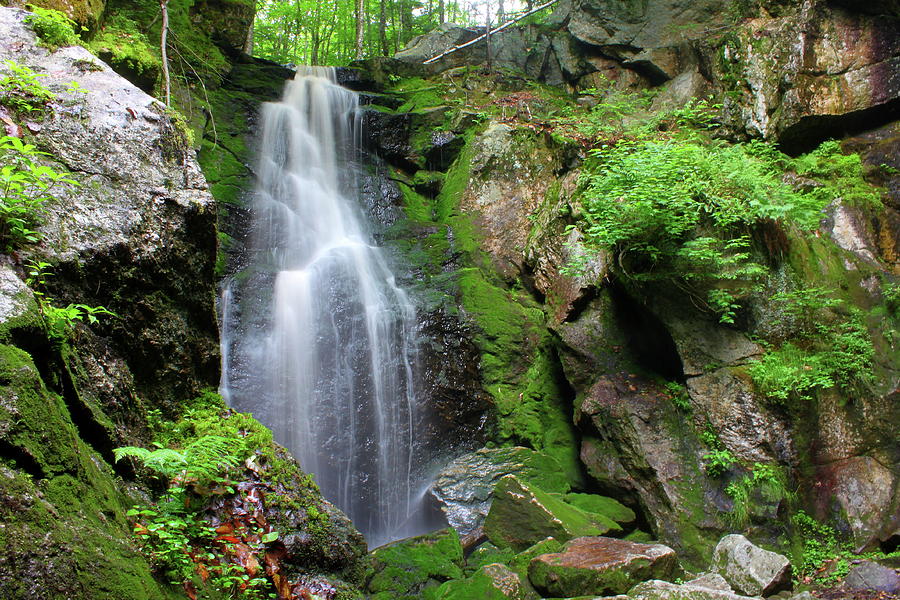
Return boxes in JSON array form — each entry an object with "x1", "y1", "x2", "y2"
[{"x1": 220, "y1": 67, "x2": 429, "y2": 547}]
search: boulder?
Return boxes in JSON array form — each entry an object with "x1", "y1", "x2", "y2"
[
  {"x1": 629, "y1": 579, "x2": 763, "y2": 599},
  {"x1": 710, "y1": 535, "x2": 791, "y2": 597},
  {"x1": 844, "y1": 561, "x2": 900, "y2": 594},
  {"x1": 430, "y1": 447, "x2": 572, "y2": 537},
  {"x1": 527, "y1": 536, "x2": 679, "y2": 597},
  {"x1": 433, "y1": 563, "x2": 539, "y2": 600},
  {"x1": 484, "y1": 476, "x2": 619, "y2": 551},
  {"x1": 366, "y1": 528, "x2": 464, "y2": 600}
]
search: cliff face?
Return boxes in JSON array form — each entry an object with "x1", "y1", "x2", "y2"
[
  {"x1": 355, "y1": 0, "x2": 900, "y2": 569},
  {"x1": 0, "y1": 7, "x2": 367, "y2": 599}
]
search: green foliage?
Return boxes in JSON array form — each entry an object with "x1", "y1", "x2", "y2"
[
  {"x1": 703, "y1": 449, "x2": 736, "y2": 477},
  {"x1": 665, "y1": 381, "x2": 692, "y2": 412},
  {"x1": 253, "y1": 0, "x2": 485, "y2": 66},
  {"x1": 0, "y1": 60, "x2": 55, "y2": 114},
  {"x1": 792, "y1": 140, "x2": 882, "y2": 209},
  {"x1": 725, "y1": 462, "x2": 790, "y2": 528},
  {"x1": 114, "y1": 435, "x2": 243, "y2": 486},
  {"x1": 791, "y1": 510, "x2": 841, "y2": 581},
  {"x1": 884, "y1": 281, "x2": 900, "y2": 316},
  {"x1": 25, "y1": 260, "x2": 115, "y2": 342},
  {"x1": 0, "y1": 136, "x2": 76, "y2": 250},
  {"x1": 576, "y1": 138, "x2": 801, "y2": 321},
  {"x1": 749, "y1": 290, "x2": 875, "y2": 403},
  {"x1": 24, "y1": 6, "x2": 81, "y2": 50}
]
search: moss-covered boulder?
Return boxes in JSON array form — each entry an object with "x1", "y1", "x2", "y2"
[
  {"x1": 484, "y1": 476, "x2": 620, "y2": 551},
  {"x1": 527, "y1": 536, "x2": 680, "y2": 598},
  {"x1": 563, "y1": 493, "x2": 637, "y2": 528},
  {"x1": 366, "y1": 528, "x2": 465, "y2": 600},
  {"x1": 0, "y1": 344, "x2": 178, "y2": 600},
  {"x1": 434, "y1": 563, "x2": 540, "y2": 600},
  {"x1": 431, "y1": 446, "x2": 574, "y2": 537}
]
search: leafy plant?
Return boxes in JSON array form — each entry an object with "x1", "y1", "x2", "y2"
[
  {"x1": 749, "y1": 290, "x2": 874, "y2": 403},
  {"x1": 0, "y1": 60, "x2": 55, "y2": 114},
  {"x1": 24, "y1": 6, "x2": 81, "y2": 51},
  {"x1": 703, "y1": 448, "x2": 736, "y2": 477},
  {"x1": 665, "y1": 381, "x2": 692, "y2": 412},
  {"x1": 114, "y1": 434, "x2": 243, "y2": 488},
  {"x1": 25, "y1": 261, "x2": 116, "y2": 342},
  {"x1": 725, "y1": 462, "x2": 791, "y2": 528}
]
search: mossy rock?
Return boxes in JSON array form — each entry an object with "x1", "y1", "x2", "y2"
[
  {"x1": 563, "y1": 493, "x2": 637, "y2": 527},
  {"x1": 433, "y1": 563, "x2": 540, "y2": 600},
  {"x1": 484, "y1": 476, "x2": 617, "y2": 552},
  {"x1": 0, "y1": 344, "x2": 178, "y2": 599},
  {"x1": 366, "y1": 528, "x2": 465, "y2": 600},
  {"x1": 527, "y1": 537, "x2": 680, "y2": 598}
]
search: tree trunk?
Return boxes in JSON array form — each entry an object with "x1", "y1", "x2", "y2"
[
  {"x1": 355, "y1": 0, "x2": 365, "y2": 60},
  {"x1": 243, "y1": 11, "x2": 254, "y2": 55},
  {"x1": 379, "y1": 0, "x2": 389, "y2": 55},
  {"x1": 439, "y1": 0, "x2": 445, "y2": 23},
  {"x1": 485, "y1": 2, "x2": 491, "y2": 72},
  {"x1": 159, "y1": 0, "x2": 170, "y2": 106}
]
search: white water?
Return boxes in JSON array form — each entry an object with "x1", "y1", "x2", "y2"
[{"x1": 220, "y1": 68, "x2": 429, "y2": 547}]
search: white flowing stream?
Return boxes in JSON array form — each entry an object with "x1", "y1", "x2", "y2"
[{"x1": 220, "y1": 67, "x2": 428, "y2": 547}]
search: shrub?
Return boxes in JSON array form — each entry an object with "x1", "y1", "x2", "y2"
[
  {"x1": 0, "y1": 136, "x2": 76, "y2": 250},
  {"x1": 0, "y1": 60, "x2": 55, "y2": 114},
  {"x1": 24, "y1": 6, "x2": 81, "y2": 51}
]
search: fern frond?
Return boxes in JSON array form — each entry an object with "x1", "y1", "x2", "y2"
[
  {"x1": 143, "y1": 448, "x2": 188, "y2": 477},
  {"x1": 113, "y1": 446, "x2": 151, "y2": 463},
  {"x1": 183, "y1": 435, "x2": 243, "y2": 483}
]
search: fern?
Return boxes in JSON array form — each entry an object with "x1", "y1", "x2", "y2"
[
  {"x1": 183, "y1": 436, "x2": 243, "y2": 482},
  {"x1": 115, "y1": 435, "x2": 243, "y2": 485}
]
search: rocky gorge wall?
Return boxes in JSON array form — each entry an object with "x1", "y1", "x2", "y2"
[
  {"x1": 0, "y1": 6, "x2": 367, "y2": 599},
  {"x1": 0, "y1": 0, "x2": 899, "y2": 597},
  {"x1": 353, "y1": 0, "x2": 900, "y2": 571}
]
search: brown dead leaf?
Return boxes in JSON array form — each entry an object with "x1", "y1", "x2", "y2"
[
  {"x1": 215, "y1": 522, "x2": 235, "y2": 535},
  {"x1": 183, "y1": 581, "x2": 198, "y2": 600}
]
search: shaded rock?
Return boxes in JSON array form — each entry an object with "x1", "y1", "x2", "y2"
[
  {"x1": 430, "y1": 447, "x2": 572, "y2": 538},
  {"x1": 844, "y1": 560, "x2": 900, "y2": 593},
  {"x1": 686, "y1": 368, "x2": 794, "y2": 465},
  {"x1": 484, "y1": 475, "x2": 618, "y2": 552},
  {"x1": 629, "y1": 579, "x2": 763, "y2": 599},
  {"x1": 573, "y1": 372, "x2": 727, "y2": 567},
  {"x1": 687, "y1": 573, "x2": 734, "y2": 592},
  {"x1": 425, "y1": 130, "x2": 465, "y2": 171},
  {"x1": 812, "y1": 456, "x2": 899, "y2": 549},
  {"x1": 362, "y1": 110, "x2": 412, "y2": 166},
  {"x1": 527, "y1": 536, "x2": 679, "y2": 597},
  {"x1": 434, "y1": 563, "x2": 540, "y2": 600},
  {"x1": 563, "y1": 493, "x2": 637, "y2": 528},
  {"x1": 710, "y1": 535, "x2": 791, "y2": 597},
  {"x1": 460, "y1": 121, "x2": 565, "y2": 279},
  {"x1": 366, "y1": 528, "x2": 464, "y2": 600}
]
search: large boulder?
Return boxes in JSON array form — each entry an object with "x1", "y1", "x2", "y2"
[
  {"x1": 844, "y1": 561, "x2": 900, "y2": 594},
  {"x1": 710, "y1": 535, "x2": 792, "y2": 597},
  {"x1": 365, "y1": 528, "x2": 465, "y2": 600},
  {"x1": 527, "y1": 536, "x2": 680, "y2": 597},
  {"x1": 429, "y1": 446, "x2": 572, "y2": 537},
  {"x1": 629, "y1": 578, "x2": 762, "y2": 600},
  {"x1": 433, "y1": 563, "x2": 540, "y2": 600},
  {"x1": 484, "y1": 475, "x2": 620, "y2": 551}
]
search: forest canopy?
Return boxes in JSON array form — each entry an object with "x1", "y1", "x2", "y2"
[{"x1": 251, "y1": 0, "x2": 549, "y2": 66}]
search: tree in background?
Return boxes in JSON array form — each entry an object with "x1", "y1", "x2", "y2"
[{"x1": 251, "y1": 0, "x2": 545, "y2": 66}]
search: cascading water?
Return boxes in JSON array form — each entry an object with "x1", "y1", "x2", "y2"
[{"x1": 220, "y1": 67, "x2": 432, "y2": 547}]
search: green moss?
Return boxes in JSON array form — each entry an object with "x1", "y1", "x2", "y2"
[
  {"x1": 562, "y1": 493, "x2": 636, "y2": 526},
  {"x1": 0, "y1": 344, "x2": 178, "y2": 599},
  {"x1": 398, "y1": 181, "x2": 434, "y2": 222},
  {"x1": 366, "y1": 528, "x2": 465, "y2": 600},
  {"x1": 484, "y1": 476, "x2": 612, "y2": 551}
]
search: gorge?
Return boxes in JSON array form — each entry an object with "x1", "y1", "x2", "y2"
[{"x1": 0, "y1": 1, "x2": 898, "y2": 599}]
